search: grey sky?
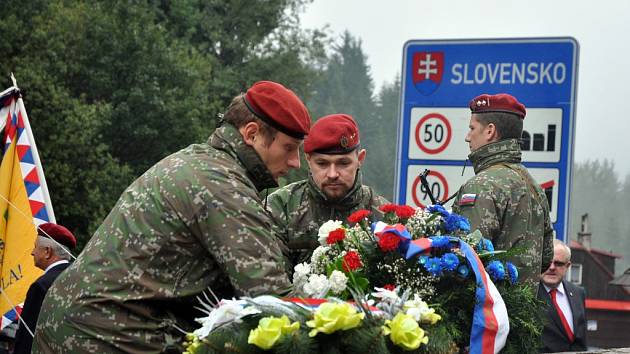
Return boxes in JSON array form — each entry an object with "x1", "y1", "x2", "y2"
[{"x1": 300, "y1": 0, "x2": 630, "y2": 178}]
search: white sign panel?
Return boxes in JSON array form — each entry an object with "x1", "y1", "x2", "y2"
[
  {"x1": 405, "y1": 164, "x2": 559, "y2": 222},
  {"x1": 408, "y1": 108, "x2": 562, "y2": 162}
]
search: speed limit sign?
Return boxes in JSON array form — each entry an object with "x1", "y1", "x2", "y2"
[
  {"x1": 414, "y1": 113, "x2": 451, "y2": 154},
  {"x1": 410, "y1": 170, "x2": 450, "y2": 208}
]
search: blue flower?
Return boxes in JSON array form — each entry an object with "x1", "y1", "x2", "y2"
[
  {"x1": 418, "y1": 255, "x2": 429, "y2": 266},
  {"x1": 427, "y1": 204, "x2": 449, "y2": 217},
  {"x1": 486, "y1": 261, "x2": 505, "y2": 281},
  {"x1": 444, "y1": 213, "x2": 471, "y2": 233},
  {"x1": 430, "y1": 236, "x2": 450, "y2": 249},
  {"x1": 506, "y1": 262, "x2": 519, "y2": 284},
  {"x1": 424, "y1": 257, "x2": 443, "y2": 277},
  {"x1": 456, "y1": 264, "x2": 470, "y2": 279},
  {"x1": 440, "y1": 253, "x2": 460, "y2": 271},
  {"x1": 477, "y1": 238, "x2": 495, "y2": 252}
]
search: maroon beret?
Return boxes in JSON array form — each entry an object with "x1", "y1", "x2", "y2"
[
  {"x1": 38, "y1": 223, "x2": 77, "y2": 250},
  {"x1": 304, "y1": 114, "x2": 360, "y2": 154},
  {"x1": 243, "y1": 81, "x2": 311, "y2": 139},
  {"x1": 469, "y1": 93, "x2": 526, "y2": 119}
]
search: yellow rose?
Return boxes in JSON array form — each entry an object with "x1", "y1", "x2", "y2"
[
  {"x1": 248, "y1": 315, "x2": 300, "y2": 350},
  {"x1": 306, "y1": 302, "x2": 365, "y2": 337},
  {"x1": 382, "y1": 313, "x2": 429, "y2": 350}
]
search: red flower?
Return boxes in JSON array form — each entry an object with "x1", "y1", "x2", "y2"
[
  {"x1": 379, "y1": 203, "x2": 398, "y2": 213},
  {"x1": 383, "y1": 284, "x2": 396, "y2": 291},
  {"x1": 395, "y1": 205, "x2": 416, "y2": 219},
  {"x1": 327, "y1": 228, "x2": 346, "y2": 244},
  {"x1": 377, "y1": 232, "x2": 401, "y2": 252},
  {"x1": 342, "y1": 251, "x2": 363, "y2": 272},
  {"x1": 347, "y1": 209, "x2": 371, "y2": 223}
]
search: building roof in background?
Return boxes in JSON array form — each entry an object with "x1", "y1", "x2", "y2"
[
  {"x1": 569, "y1": 240, "x2": 622, "y2": 259},
  {"x1": 610, "y1": 268, "x2": 630, "y2": 288}
]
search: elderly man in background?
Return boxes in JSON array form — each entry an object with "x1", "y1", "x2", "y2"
[
  {"x1": 538, "y1": 239, "x2": 587, "y2": 352},
  {"x1": 33, "y1": 81, "x2": 311, "y2": 353},
  {"x1": 13, "y1": 223, "x2": 76, "y2": 354}
]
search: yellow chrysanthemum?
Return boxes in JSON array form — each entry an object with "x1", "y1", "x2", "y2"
[
  {"x1": 306, "y1": 302, "x2": 365, "y2": 337},
  {"x1": 382, "y1": 313, "x2": 429, "y2": 350},
  {"x1": 248, "y1": 315, "x2": 300, "y2": 350}
]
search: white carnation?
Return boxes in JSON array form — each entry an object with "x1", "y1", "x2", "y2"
[
  {"x1": 292, "y1": 262, "x2": 311, "y2": 292},
  {"x1": 329, "y1": 270, "x2": 348, "y2": 294},
  {"x1": 318, "y1": 220, "x2": 344, "y2": 245},
  {"x1": 303, "y1": 274, "x2": 330, "y2": 297}
]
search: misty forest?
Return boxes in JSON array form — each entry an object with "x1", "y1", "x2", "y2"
[{"x1": 2, "y1": 0, "x2": 628, "y2": 273}]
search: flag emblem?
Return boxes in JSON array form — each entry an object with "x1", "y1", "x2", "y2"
[
  {"x1": 459, "y1": 193, "x2": 477, "y2": 206},
  {"x1": 412, "y1": 51, "x2": 444, "y2": 96}
]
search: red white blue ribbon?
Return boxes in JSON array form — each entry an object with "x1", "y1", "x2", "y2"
[{"x1": 373, "y1": 222, "x2": 509, "y2": 354}]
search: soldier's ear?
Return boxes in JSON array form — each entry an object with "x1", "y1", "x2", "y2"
[
  {"x1": 240, "y1": 122, "x2": 260, "y2": 146},
  {"x1": 485, "y1": 123, "x2": 499, "y2": 142},
  {"x1": 357, "y1": 149, "x2": 366, "y2": 164}
]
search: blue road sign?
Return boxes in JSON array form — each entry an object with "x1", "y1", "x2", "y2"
[{"x1": 394, "y1": 38, "x2": 579, "y2": 242}]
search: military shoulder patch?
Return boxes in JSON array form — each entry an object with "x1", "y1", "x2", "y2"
[{"x1": 458, "y1": 193, "x2": 477, "y2": 206}]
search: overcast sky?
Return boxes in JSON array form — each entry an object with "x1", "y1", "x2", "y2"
[{"x1": 300, "y1": 0, "x2": 630, "y2": 179}]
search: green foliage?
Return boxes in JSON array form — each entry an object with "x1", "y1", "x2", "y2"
[
  {"x1": 497, "y1": 283, "x2": 545, "y2": 354},
  {"x1": 0, "y1": 0, "x2": 325, "y2": 249},
  {"x1": 304, "y1": 34, "x2": 400, "y2": 200}
]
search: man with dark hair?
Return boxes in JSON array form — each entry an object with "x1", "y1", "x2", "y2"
[
  {"x1": 33, "y1": 81, "x2": 311, "y2": 353},
  {"x1": 13, "y1": 223, "x2": 76, "y2": 354},
  {"x1": 538, "y1": 239, "x2": 587, "y2": 352},
  {"x1": 267, "y1": 114, "x2": 388, "y2": 270},
  {"x1": 451, "y1": 93, "x2": 553, "y2": 284}
]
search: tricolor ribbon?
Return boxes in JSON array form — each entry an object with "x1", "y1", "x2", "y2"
[{"x1": 373, "y1": 221, "x2": 509, "y2": 354}]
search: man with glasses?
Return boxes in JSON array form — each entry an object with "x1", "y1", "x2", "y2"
[{"x1": 538, "y1": 239, "x2": 587, "y2": 352}]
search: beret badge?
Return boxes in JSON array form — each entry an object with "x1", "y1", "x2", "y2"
[{"x1": 340, "y1": 136, "x2": 349, "y2": 148}]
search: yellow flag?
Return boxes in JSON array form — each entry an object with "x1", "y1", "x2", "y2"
[{"x1": 0, "y1": 89, "x2": 55, "y2": 327}]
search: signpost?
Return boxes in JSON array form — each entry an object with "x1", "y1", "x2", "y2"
[{"x1": 395, "y1": 38, "x2": 579, "y2": 242}]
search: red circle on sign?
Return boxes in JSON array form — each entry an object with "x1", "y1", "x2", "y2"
[
  {"x1": 411, "y1": 170, "x2": 449, "y2": 208},
  {"x1": 414, "y1": 113, "x2": 452, "y2": 154}
]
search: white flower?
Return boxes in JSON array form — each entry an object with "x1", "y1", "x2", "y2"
[
  {"x1": 293, "y1": 262, "x2": 311, "y2": 289},
  {"x1": 303, "y1": 274, "x2": 330, "y2": 297},
  {"x1": 193, "y1": 299, "x2": 260, "y2": 338},
  {"x1": 311, "y1": 246, "x2": 330, "y2": 263},
  {"x1": 329, "y1": 270, "x2": 348, "y2": 294},
  {"x1": 317, "y1": 220, "x2": 344, "y2": 245},
  {"x1": 371, "y1": 286, "x2": 400, "y2": 303},
  {"x1": 404, "y1": 294, "x2": 434, "y2": 322}
]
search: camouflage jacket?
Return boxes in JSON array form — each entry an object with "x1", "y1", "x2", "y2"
[
  {"x1": 33, "y1": 124, "x2": 291, "y2": 354},
  {"x1": 451, "y1": 139, "x2": 554, "y2": 284},
  {"x1": 267, "y1": 175, "x2": 389, "y2": 272}
]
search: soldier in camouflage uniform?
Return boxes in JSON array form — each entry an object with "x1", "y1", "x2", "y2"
[
  {"x1": 451, "y1": 93, "x2": 553, "y2": 285},
  {"x1": 32, "y1": 81, "x2": 311, "y2": 353},
  {"x1": 267, "y1": 114, "x2": 388, "y2": 271}
]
